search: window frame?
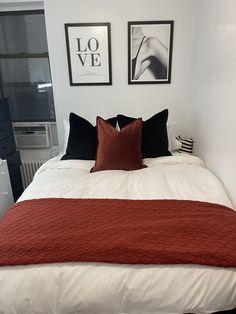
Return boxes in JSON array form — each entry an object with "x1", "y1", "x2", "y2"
[{"x1": 0, "y1": 9, "x2": 55, "y2": 122}]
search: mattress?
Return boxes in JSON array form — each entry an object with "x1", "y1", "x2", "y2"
[{"x1": 0, "y1": 153, "x2": 235, "y2": 314}]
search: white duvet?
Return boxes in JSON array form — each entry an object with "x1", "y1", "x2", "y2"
[{"x1": 0, "y1": 154, "x2": 235, "y2": 314}]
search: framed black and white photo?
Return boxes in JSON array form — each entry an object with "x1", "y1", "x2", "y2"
[
  {"x1": 65, "y1": 23, "x2": 112, "y2": 86},
  {"x1": 128, "y1": 21, "x2": 174, "y2": 84}
]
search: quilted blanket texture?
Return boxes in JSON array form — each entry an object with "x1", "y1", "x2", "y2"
[{"x1": 0, "y1": 198, "x2": 236, "y2": 267}]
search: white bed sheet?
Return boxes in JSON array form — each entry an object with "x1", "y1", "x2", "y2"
[
  {"x1": 0, "y1": 154, "x2": 235, "y2": 314},
  {"x1": 18, "y1": 153, "x2": 233, "y2": 208}
]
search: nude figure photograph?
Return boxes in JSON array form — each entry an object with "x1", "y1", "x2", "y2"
[{"x1": 128, "y1": 21, "x2": 174, "y2": 84}]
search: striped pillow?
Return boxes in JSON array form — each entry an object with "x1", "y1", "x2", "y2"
[{"x1": 176, "y1": 135, "x2": 193, "y2": 154}]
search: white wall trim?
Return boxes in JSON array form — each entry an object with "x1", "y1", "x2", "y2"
[{"x1": 0, "y1": 1, "x2": 44, "y2": 11}]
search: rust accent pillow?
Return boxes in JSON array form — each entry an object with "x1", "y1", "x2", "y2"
[{"x1": 91, "y1": 117, "x2": 145, "y2": 172}]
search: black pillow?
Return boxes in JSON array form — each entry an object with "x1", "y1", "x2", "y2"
[
  {"x1": 61, "y1": 113, "x2": 117, "y2": 160},
  {"x1": 117, "y1": 109, "x2": 171, "y2": 158}
]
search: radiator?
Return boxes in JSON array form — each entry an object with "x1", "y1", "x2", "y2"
[{"x1": 20, "y1": 157, "x2": 49, "y2": 190}]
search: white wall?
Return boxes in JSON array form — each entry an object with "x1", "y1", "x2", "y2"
[
  {"x1": 44, "y1": 0, "x2": 196, "y2": 149},
  {"x1": 192, "y1": 0, "x2": 236, "y2": 206},
  {"x1": 2, "y1": 0, "x2": 234, "y2": 206}
]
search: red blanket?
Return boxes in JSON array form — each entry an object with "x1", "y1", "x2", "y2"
[{"x1": 0, "y1": 198, "x2": 236, "y2": 267}]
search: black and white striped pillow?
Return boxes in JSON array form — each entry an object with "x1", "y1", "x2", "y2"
[{"x1": 176, "y1": 135, "x2": 193, "y2": 154}]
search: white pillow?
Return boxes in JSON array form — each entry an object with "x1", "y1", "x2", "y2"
[
  {"x1": 63, "y1": 118, "x2": 181, "y2": 154},
  {"x1": 167, "y1": 122, "x2": 182, "y2": 151},
  {"x1": 63, "y1": 119, "x2": 70, "y2": 153}
]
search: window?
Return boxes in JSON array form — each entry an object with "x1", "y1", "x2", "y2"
[{"x1": 0, "y1": 10, "x2": 55, "y2": 121}]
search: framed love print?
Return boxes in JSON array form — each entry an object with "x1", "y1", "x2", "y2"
[
  {"x1": 65, "y1": 23, "x2": 112, "y2": 86},
  {"x1": 128, "y1": 21, "x2": 174, "y2": 84}
]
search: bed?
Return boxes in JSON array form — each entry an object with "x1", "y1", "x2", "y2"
[{"x1": 0, "y1": 152, "x2": 236, "y2": 314}]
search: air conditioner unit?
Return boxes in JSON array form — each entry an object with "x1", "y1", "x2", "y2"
[{"x1": 13, "y1": 122, "x2": 52, "y2": 149}]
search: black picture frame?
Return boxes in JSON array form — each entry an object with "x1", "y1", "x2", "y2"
[
  {"x1": 128, "y1": 20, "x2": 174, "y2": 84},
  {"x1": 65, "y1": 23, "x2": 112, "y2": 86}
]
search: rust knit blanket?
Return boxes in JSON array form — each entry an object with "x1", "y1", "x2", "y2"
[{"x1": 0, "y1": 198, "x2": 236, "y2": 267}]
